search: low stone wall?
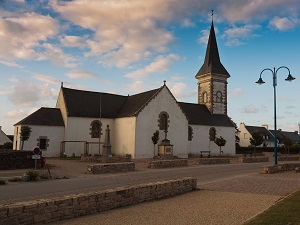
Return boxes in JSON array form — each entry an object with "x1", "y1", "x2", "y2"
[
  {"x1": 0, "y1": 177, "x2": 197, "y2": 225},
  {"x1": 198, "y1": 158, "x2": 230, "y2": 165},
  {"x1": 263, "y1": 163, "x2": 300, "y2": 174},
  {"x1": 239, "y1": 157, "x2": 269, "y2": 163},
  {"x1": 81, "y1": 154, "x2": 131, "y2": 163},
  {"x1": 278, "y1": 156, "x2": 299, "y2": 161},
  {"x1": 148, "y1": 159, "x2": 188, "y2": 168},
  {"x1": 0, "y1": 150, "x2": 36, "y2": 170},
  {"x1": 87, "y1": 162, "x2": 135, "y2": 174}
]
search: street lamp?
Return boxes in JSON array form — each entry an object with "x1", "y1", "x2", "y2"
[{"x1": 256, "y1": 66, "x2": 296, "y2": 165}]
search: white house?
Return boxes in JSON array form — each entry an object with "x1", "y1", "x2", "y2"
[
  {"x1": 238, "y1": 123, "x2": 275, "y2": 147},
  {"x1": 13, "y1": 21, "x2": 236, "y2": 158}
]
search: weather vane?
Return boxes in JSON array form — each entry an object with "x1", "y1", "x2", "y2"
[{"x1": 211, "y1": 10, "x2": 214, "y2": 21}]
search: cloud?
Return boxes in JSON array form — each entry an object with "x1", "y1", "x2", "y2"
[
  {"x1": 51, "y1": 0, "x2": 204, "y2": 68},
  {"x1": 37, "y1": 43, "x2": 77, "y2": 68},
  {"x1": 228, "y1": 88, "x2": 244, "y2": 97},
  {"x1": 125, "y1": 81, "x2": 148, "y2": 95},
  {"x1": 169, "y1": 82, "x2": 197, "y2": 100},
  {"x1": 60, "y1": 35, "x2": 87, "y2": 48},
  {"x1": 0, "y1": 13, "x2": 59, "y2": 60},
  {"x1": 5, "y1": 109, "x2": 30, "y2": 120},
  {"x1": 32, "y1": 74, "x2": 62, "y2": 85},
  {"x1": 223, "y1": 24, "x2": 260, "y2": 46},
  {"x1": 0, "y1": 60, "x2": 23, "y2": 68},
  {"x1": 8, "y1": 80, "x2": 58, "y2": 107},
  {"x1": 66, "y1": 69, "x2": 98, "y2": 79},
  {"x1": 242, "y1": 105, "x2": 259, "y2": 113},
  {"x1": 125, "y1": 54, "x2": 181, "y2": 79},
  {"x1": 180, "y1": 18, "x2": 195, "y2": 28},
  {"x1": 198, "y1": 29, "x2": 210, "y2": 45},
  {"x1": 269, "y1": 17, "x2": 299, "y2": 31}
]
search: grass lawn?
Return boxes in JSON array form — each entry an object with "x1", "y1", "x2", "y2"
[{"x1": 244, "y1": 189, "x2": 300, "y2": 225}]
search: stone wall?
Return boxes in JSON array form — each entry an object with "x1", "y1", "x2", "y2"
[
  {"x1": 0, "y1": 150, "x2": 35, "y2": 170},
  {"x1": 278, "y1": 156, "x2": 299, "y2": 161},
  {"x1": 81, "y1": 154, "x2": 132, "y2": 163},
  {"x1": 239, "y1": 157, "x2": 269, "y2": 163},
  {"x1": 263, "y1": 163, "x2": 300, "y2": 174},
  {"x1": 87, "y1": 162, "x2": 135, "y2": 174},
  {"x1": 0, "y1": 177, "x2": 197, "y2": 225},
  {"x1": 148, "y1": 159, "x2": 188, "y2": 168},
  {"x1": 198, "y1": 158, "x2": 230, "y2": 164}
]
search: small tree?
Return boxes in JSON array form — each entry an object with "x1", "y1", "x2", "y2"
[
  {"x1": 20, "y1": 126, "x2": 32, "y2": 150},
  {"x1": 151, "y1": 130, "x2": 160, "y2": 158},
  {"x1": 249, "y1": 130, "x2": 264, "y2": 157},
  {"x1": 3, "y1": 142, "x2": 13, "y2": 149},
  {"x1": 282, "y1": 136, "x2": 293, "y2": 155},
  {"x1": 214, "y1": 136, "x2": 226, "y2": 155}
]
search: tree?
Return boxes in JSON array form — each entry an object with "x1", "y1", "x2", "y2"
[
  {"x1": 2, "y1": 142, "x2": 13, "y2": 149},
  {"x1": 282, "y1": 135, "x2": 293, "y2": 155},
  {"x1": 214, "y1": 136, "x2": 226, "y2": 155},
  {"x1": 151, "y1": 130, "x2": 160, "y2": 158},
  {"x1": 20, "y1": 126, "x2": 32, "y2": 150},
  {"x1": 249, "y1": 130, "x2": 264, "y2": 157}
]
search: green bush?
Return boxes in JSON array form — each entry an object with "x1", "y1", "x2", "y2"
[
  {"x1": 39, "y1": 173, "x2": 49, "y2": 180},
  {"x1": 0, "y1": 179, "x2": 7, "y2": 185},
  {"x1": 25, "y1": 170, "x2": 39, "y2": 181}
]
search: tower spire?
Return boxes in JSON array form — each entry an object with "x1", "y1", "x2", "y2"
[
  {"x1": 211, "y1": 10, "x2": 214, "y2": 22},
  {"x1": 195, "y1": 17, "x2": 229, "y2": 77}
]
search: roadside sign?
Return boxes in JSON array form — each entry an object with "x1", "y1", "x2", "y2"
[
  {"x1": 33, "y1": 147, "x2": 41, "y2": 155},
  {"x1": 32, "y1": 155, "x2": 41, "y2": 160}
]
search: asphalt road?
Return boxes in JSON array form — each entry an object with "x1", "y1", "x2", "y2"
[{"x1": 0, "y1": 162, "x2": 267, "y2": 205}]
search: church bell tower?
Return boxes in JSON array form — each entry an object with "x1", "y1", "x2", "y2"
[{"x1": 195, "y1": 17, "x2": 230, "y2": 115}]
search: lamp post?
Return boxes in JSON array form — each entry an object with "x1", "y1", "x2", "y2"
[{"x1": 256, "y1": 66, "x2": 296, "y2": 165}]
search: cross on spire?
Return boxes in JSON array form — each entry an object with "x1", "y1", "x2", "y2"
[{"x1": 211, "y1": 10, "x2": 214, "y2": 21}]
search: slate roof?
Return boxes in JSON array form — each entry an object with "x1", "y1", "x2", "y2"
[
  {"x1": 61, "y1": 86, "x2": 162, "y2": 118},
  {"x1": 15, "y1": 108, "x2": 64, "y2": 126},
  {"x1": 178, "y1": 102, "x2": 235, "y2": 127},
  {"x1": 62, "y1": 87, "x2": 127, "y2": 118},
  {"x1": 269, "y1": 130, "x2": 299, "y2": 143},
  {"x1": 117, "y1": 88, "x2": 162, "y2": 117},
  {"x1": 245, "y1": 126, "x2": 275, "y2": 142},
  {"x1": 196, "y1": 22, "x2": 230, "y2": 77}
]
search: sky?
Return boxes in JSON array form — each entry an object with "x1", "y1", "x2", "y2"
[{"x1": 1, "y1": 0, "x2": 300, "y2": 135}]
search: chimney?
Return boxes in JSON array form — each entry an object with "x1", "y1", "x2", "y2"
[
  {"x1": 295, "y1": 131, "x2": 298, "y2": 134},
  {"x1": 262, "y1": 124, "x2": 268, "y2": 129},
  {"x1": 0, "y1": 126, "x2": 2, "y2": 130}
]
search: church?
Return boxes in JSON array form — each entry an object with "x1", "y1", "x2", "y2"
[{"x1": 13, "y1": 21, "x2": 236, "y2": 158}]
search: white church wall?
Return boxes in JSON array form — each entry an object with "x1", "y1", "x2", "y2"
[
  {"x1": 13, "y1": 125, "x2": 64, "y2": 157},
  {"x1": 189, "y1": 125, "x2": 235, "y2": 156},
  {"x1": 135, "y1": 87, "x2": 189, "y2": 159},
  {"x1": 55, "y1": 89, "x2": 68, "y2": 125},
  {"x1": 64, "y1": 117, "x2": 115, "y2": 156},
  {"x1": 114, "y1": 117, "x2": 136, "y2": 156}
]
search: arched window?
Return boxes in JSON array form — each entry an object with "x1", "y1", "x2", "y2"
[
  {"x1": 90, "y1": 120, "x2": 102, "y2": 138},
  {"x1": 203, "y1": 92, "x2": 208, "y2": 103},
  {"x1": 216, "y1": 91, "x2": 222, "y2": 103},
  {"x1": 158, "y1": 112, "x2": 169, "y2": 131},
  {"x1": 209, "y1": 127, "x2": 216, "y2": 141},
  {"x1": 188, "y1": 126, "x2": 193, "y2": 141}
]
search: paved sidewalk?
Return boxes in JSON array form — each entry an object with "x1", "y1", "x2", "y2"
[{"x1": 54, "y1": 172, "x2": 300, "y2": 225}]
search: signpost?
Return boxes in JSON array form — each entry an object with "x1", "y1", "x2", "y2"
[{"x1": 32, "y1": 147, "x2": 41, "y2": 169}]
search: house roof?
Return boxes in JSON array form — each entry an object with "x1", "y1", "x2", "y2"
[
  {"x1": 15, "y1": 107, "x2": 64, "y2": 126},
  {"x1": 61, "y1": 86, "x2": 162, "y2": 118},
  {"x1": 245, "y1": 125, "x2": 275, "y2": 142},
  {"x1": 269, "y1": 130, "x2": 299, "y2": 143},
  {"x1": 178, "y1": 102, "x2": 235, "y2": 127},
  {"x1": 195, "y1": 22, "x2": 230, "y2": 77}
]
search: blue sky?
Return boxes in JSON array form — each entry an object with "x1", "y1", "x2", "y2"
[{"x1": 1, "y1": 0, "x2": 300, "y2": 135}]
